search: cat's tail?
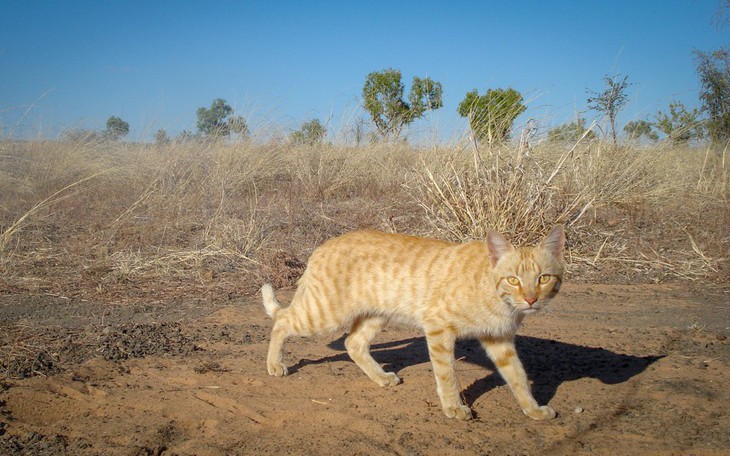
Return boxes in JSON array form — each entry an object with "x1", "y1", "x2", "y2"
[{"x1": 261, "y1": 283, "x2": 281, "y2": 318}]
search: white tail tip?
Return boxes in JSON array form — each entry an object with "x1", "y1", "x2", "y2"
[{"x1": 261, "y1": 283, "x2": 280, "y2": 318}]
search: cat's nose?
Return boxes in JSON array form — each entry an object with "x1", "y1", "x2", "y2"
[{"x1": 525, "y1": 297, "x2": 538, "y2": 306}]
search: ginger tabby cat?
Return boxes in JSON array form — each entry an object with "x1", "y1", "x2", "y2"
[{"x1": 262, "y1": 226, "x2": 565, "y2": 420}]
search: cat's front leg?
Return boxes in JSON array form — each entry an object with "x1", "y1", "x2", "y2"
[
  {"x1": 425, "y1": 326, "x2": 472, "y2": 420},
  {"x1": 480, "y1": 336, "x2": 555, "y2": 420}
]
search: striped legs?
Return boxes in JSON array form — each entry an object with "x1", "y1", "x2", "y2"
[
  {"x1": 480, "y1": 336, "x2": 555, "y2": 420},
  {"x1": 346, "y1": 316, "x2": 401, "y2": 386},
  {"x1": 425, "y1": 325, "x2": 472, "y2": 420},
  {"x1": 266, "y1": 316, "x2": 290, "y2": 376}
]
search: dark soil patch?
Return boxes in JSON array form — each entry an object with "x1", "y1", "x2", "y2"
[
  {"x1": 0, "y1": 321, "x2": 202, "y2": 379},
  {"x1": 0, "y1": 432, "x2": 75, "y2": 456},
  {"x1": 98, "y1": 322, "x2": 200, "y2": 362}
]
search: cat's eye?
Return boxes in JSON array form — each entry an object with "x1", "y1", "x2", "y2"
[
  {"x1": 538, "y1": 274, "x2": 551, "y2": 284},
  {"x1": 506, "y1": 276, "x2": 520, "y2": 286}
]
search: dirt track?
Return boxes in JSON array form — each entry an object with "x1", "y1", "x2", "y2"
[{"x1": 0, "y1": 283, "x2": 728, "y2": 455}]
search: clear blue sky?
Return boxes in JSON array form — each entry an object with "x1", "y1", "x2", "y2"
[{"x1": 2, "y1": 1, "x2": 728, "y2": 142}]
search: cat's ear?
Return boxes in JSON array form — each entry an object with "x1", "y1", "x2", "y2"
[
  {"x1": 486, "y1": 230, "x2": 514, "y2": 266},
  {"x1": 540, "y1": 225, "x2": 565, "y2": 259}
]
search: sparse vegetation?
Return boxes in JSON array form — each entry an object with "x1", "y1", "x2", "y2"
[
  {"x1": 0, "y1": 133, "x2": 726, "y2": 305},
  {"x1": 1, "y1": 51, "x2": 728, "y2": 300}
]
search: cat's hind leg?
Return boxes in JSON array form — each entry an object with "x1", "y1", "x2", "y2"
[
  {"x1": 266, "y1": 304, "x2": 321, "y2": 376},
  {"x1": 266, "y1": 315, "x2": 291, "y2": 376},
  {"x1": 264, "y1": 284, "x2": 328, "y2": 377},
  {"x1": 345, "y1": 316, "x2": 401, "y2": 387},
  {"x1": 262, "y1": 283, "x2": 290, "y2": 376}
]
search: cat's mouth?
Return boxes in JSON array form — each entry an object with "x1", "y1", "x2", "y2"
[
  {"x1": 503, "y1": 297, "x2": 542, "y2": 314},
  {"x1": 519, "y1": 302, "x2": 543, "y2": 313}
]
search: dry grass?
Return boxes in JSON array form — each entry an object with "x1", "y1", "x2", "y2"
[{"x1": 0, "y1": 136, "x2": 727, "y2": 303}]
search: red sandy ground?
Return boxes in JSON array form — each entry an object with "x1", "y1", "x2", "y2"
[{"x1": 1, "y1": 283, "x2": 728, "y2": 455}]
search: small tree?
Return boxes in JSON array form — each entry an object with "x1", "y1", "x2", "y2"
[
  {"x1": 362, "y1": 68, "x2": 443, "y2": 140},
  {"x1": 587, "y1": 74, "x2": 632, "y2": 145},
  {"x1": 105, "y1": 116, "x2": 129, "y2": 141},
  {"x1": 654, "y1": 101, "x2": 704, "y2": 143},
  {"x1": 547, "y1": 116, "x2": 596, "y2": 143},
  {"x1": 291, "y1": 119, "x2": 326, "y2": 145},
  {"x1": 623, "y1": 120, "x2": 658, "y2": 142},
  {"x1": 695, "y1": 49, "x2": 730, "y2": 144},
  {"x1": 457, "y1": 88, "x2": 526, "y2": 146},
  {"x1": 154, "y1": 129, "x2": 171, "y2": 146},
  {"x1": 196, "y1": 98, "x2": 238, "y2": 137}
]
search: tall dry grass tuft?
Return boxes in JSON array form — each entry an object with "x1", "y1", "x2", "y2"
[
  {"x1": 410, "y1": 138, "x2": 728, "y2": 282},
  {"x1": 409, "y1": 140, "x2": 596, "y2": 245}
]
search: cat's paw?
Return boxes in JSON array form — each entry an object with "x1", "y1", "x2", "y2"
[
  {"x1": 376, "y1": 372, "x2": 402, "y2": 387},
  {"x1": 444, "y1": 404, "x2": 473, "y2": 420},
  {"x1": 267, "y1": 362, "x2": 288, "y2": 377},
  {"x1": 524, "y1": 405, "x2": 556, "y2": 420}
]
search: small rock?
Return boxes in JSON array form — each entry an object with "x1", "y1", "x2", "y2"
[{"x1": 574, "y1": 407, "x2": 584, "y2": 414}]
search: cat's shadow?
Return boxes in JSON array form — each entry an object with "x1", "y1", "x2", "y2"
[{"x1": 288, "y1": 334, "x2": 663, "y2": 408}]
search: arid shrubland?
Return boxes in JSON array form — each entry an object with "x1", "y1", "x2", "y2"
[
  {"x1": 1, "y1": 140, "x2": 273, "y2": 290},
  {"x1": 0, "y1": 136, "x2": 727, "y2": 300}
]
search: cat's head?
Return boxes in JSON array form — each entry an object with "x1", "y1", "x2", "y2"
[{"x1": 487, "y1": 226, "x2": 565, "y2": 314}]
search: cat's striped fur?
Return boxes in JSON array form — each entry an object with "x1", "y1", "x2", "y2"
[{"x1": 262, "y1": 226, "x2": 565, "y2": 420}]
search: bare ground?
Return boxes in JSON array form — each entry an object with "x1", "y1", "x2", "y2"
[{"x1": 0, "y1": 283, "x2": 728, "y2": 455}]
